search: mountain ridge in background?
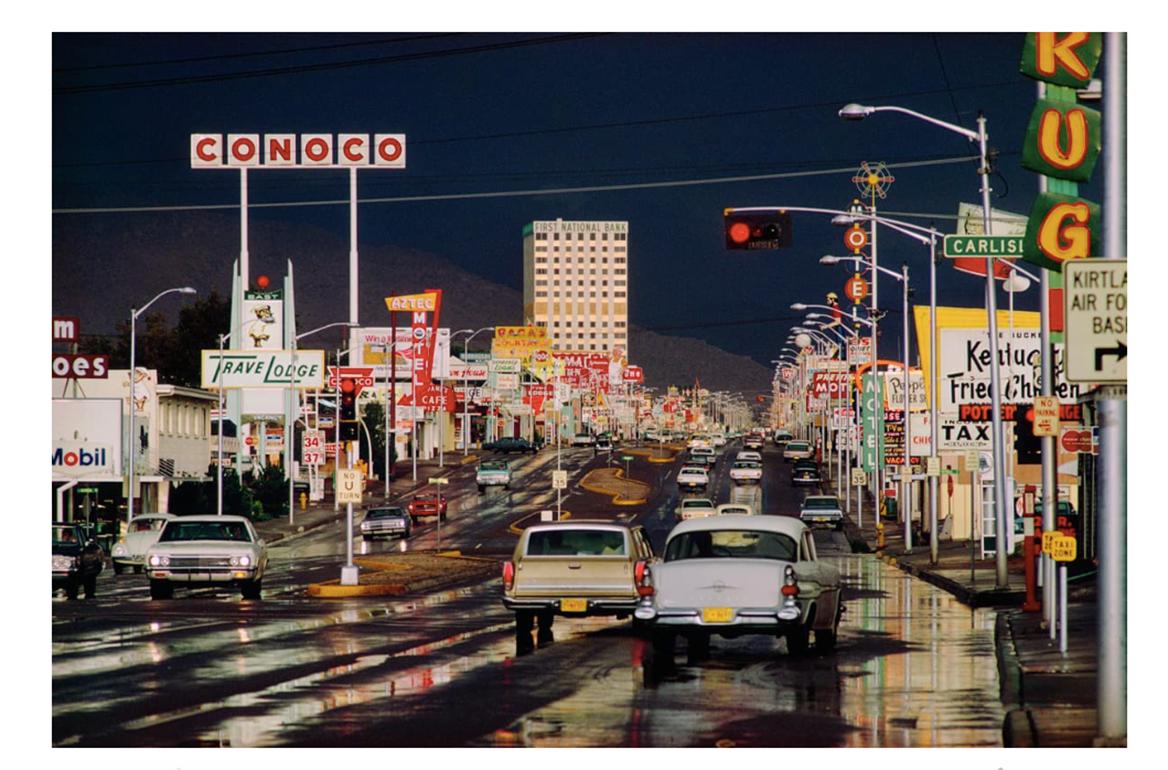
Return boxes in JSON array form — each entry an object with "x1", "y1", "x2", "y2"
[{"x1": 52, "y1": 212, "x2": 774, "y2": 395}]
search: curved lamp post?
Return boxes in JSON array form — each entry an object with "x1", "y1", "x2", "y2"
[{"x1": 128, "y1": 287, "x2": 197, "y2": 523}]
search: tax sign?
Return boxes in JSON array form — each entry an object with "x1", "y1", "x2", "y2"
[{"x1": 1063, "y1": 259, "x2": 1126, "y2": 383}]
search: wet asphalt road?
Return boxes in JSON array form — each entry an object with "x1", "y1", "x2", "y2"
[{"x1": 52, "y1": 441, "x2": 1004, "y2": 747}]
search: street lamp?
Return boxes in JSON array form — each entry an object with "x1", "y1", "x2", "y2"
[
  {"x1": 841, "y1": 101, "x2": 1011, "y2": 586},
  {"x1": 128, "y1": 287, "x2": 197, "y2": 523},
  {"x1": 288, "y1": 321, "x2": 357, "y2": 526},
  {"x1": 450, "y1": 327, "x2": 495, "y2": 456}
]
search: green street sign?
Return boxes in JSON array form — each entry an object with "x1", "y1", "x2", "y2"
[
  {"x1": 77, "y1": 487, "x2": 99, "y2": 494},
  {"x1": 942, "y1": 235, "x2": 1025, "y2": 259},
  {"x1": 621, "y1": 455, "x2": 634, "y2": 461}
]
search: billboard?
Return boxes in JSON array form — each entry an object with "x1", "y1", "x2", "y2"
[
  {"x1": 349, "y1": 327, "x2": 451, "y2": 381},
  {"x1": 492, "y1": 326, "x2": 551, "y2": 367},
  {"x1": 201, "y1": 350, "x2": 326, "y2": 389},
  {"x1": 52, "y1": 399, "x2": 123, "y2": 479}
]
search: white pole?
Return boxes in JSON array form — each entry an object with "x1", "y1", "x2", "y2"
[
  {"x1": 902, "y1": 263, "x2": 912, "y2": 552},
  {"x1": 288, "y1": 340, "x2": 297, "y2": 525},
  {"x1": 127, "y1": 309, "x2": 137, "y2": 525},
  {"x1": 350, "y1": 167, "x2": 358, "y2": 326},
  {"x1": 929, "y1": 235, "x2": 939, "y2": 564},
  {"x1": 217, "y1": 334, "x2": 225, "y2": 516}
]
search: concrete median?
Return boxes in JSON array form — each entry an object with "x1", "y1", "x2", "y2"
[
  {"x1": 307, "y1": 550, "x2": 498, "y2": 598},
  {"x1": 579, "y1": 467, "x2": 650, "y2": 506}
]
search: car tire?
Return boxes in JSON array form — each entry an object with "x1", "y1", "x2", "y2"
[
  {"x1": 240, "y1": 579, "x2": 262, "y2": 600},
  {"x1": 362, "y1": 535, "x2": 371, "y2": 541},
  {"x1": 650, "y1": 629, "x2": 675, "y2": 658},
  {"x1": 478, "y1": 486, "x2": 485, "y2": 494},
  {"x1": 515, "y1": 610, "x2": 535, "y2": 634},
  {"x1": 149, "y1": 580, "x2": 173, "y2": 600},
  {"x1": 113, "y1": 562, "x2": 124, "y2": 575},
  {"x1": 786, "y1": 623, "x2": 811, "y2": 656},
  {"x1": 687, "y1": 632, "x2": 711, "y2": 662},
  {"x1": 83, "y1": 575, "x2": 97, "y2": 598},
  {"x1": 65, "y1": 579, "x2": 79, "y2": 600},
  {"x1": 815, "y1": 627, "x2": 838, "y2": 652}
]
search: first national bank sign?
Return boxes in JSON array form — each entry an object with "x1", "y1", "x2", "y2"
[{"x1": 191, "y1": 133, "x2": 406, "y2": 168}]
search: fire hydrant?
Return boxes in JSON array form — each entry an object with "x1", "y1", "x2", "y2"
[
  {"x1": 876, "y1": 520, "x2": 885, "y2": 550},
  {"x1": 299, "y1": 492, "x2": 308, "y2": 511}
]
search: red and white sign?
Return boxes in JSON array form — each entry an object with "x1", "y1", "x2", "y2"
[
  {"x1": 1060, "y1": 427, "x2": 1096, "y2": 454},
  {"x1": 302, "y1": 430, "x2": 325, "y2": 466},
  {"x1": 844, "y1": 275, "x2": 870, "y2": 303},
  {"x1": 52, "y1": 354, "x2": 110, "y2": 379},
  {"x1": 523, "y1": 383, "x2": 555, "y2": 413},
  {"x1": 398, "y1": 383, "x2": 457, "y2": 413},
  {"x1": 810, "y1": 371, "x2": 850, "y2": 399},
  {"x1": 845, "y1": 226, "x2": 869, "y2": 251},
  {"x1": 191, "y1": 133, "x2": 406, "y2": 168},
  {"x1": 622, "y1": 365, "x2": 644, "y2": 383},
  {"x1": 52, "y1": 316, "x2": 80, "y2": 342},
  {"x1": 327, "y1": 367, "x2": 375, "y2": 394}
]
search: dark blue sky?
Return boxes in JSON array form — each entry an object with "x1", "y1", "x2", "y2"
[{"x1": 52, "y1": 32, "x2": 1105, "y2": 365}]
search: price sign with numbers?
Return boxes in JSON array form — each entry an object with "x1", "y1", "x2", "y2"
[{"x1": 302, "y1": 430, "x2": 325, "y2": 465}]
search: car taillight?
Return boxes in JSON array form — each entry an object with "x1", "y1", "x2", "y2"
[
  {"x1": 502, "y1": 561, "x2": 515, "y2": 591},
  {"x1": 781, "y1": 564, "x2": 799, "y2": 597},
  {"x1": 634, "y1": 559, "x2": 654, "y2": 597}
]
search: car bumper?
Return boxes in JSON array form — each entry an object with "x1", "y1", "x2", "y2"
[
  {"x1": 801, "y1": 515, "x2": 844, "y2": 528},
  {"x1": 146, "y1": 567, "x2": 260, "y2": 584},
  {"x1": 793, "y1": 477, "x2": 820, "y2": 485},
  {"x1": 362, "y1": 525, "x2": 409, "y2": 537},
  {"x1": 730, "y1": 474, "x2": 761, "y2": 483},
  {"x1": 503, "y1": 595, "x2": 641, "y2": 616},
  {"x1": 634, "y1": 602, "x2": 806, "y2": 632}
]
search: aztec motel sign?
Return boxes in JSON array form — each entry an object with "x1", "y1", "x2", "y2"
[{"x1": 191, "y1": 133, "x2": 406, "y2": 168}]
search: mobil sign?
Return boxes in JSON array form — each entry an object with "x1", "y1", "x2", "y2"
[{"x1": 52, "y1": 398, "x2": 122, "y2": 479}]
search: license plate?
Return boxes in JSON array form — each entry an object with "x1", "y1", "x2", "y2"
[
  {"x1": 560, "y1": 598, "x2": 587, "y2": 612},
  {"x1": 702, "y1": 607, "x2": 733, "y2": 623}
]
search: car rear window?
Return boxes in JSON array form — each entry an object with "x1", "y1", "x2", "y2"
[
  {"x1": 527, "y1": 529, "x2": 627, "y2": 556},
  {"x1": 803, "y1": 498, "x2": 839, "y2": 510},
  {"x1": 159, "y1": 521, "x2": 251, "y2": 543},
  {"x1": 481, "y1": 461, "x2": 508, "y2": 470},
  {"x1": 665, "y1": 530, "x2": 797, "y2": 562},
  {"x1": 787, "y1": 442, "x2": 809, "y2": 450}
]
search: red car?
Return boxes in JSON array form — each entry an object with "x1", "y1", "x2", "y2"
[{"x1": 408, "y1": 493, "x2": 448, "y2": 523}]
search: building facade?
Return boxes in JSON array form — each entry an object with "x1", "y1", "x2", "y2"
[{"x1": 522, "y1": 219, "x2": 629, "y2": 355}]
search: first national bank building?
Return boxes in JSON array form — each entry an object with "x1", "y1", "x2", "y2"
[{"x1": 522, "y1": 219, "x2": 629, "y2": 355}]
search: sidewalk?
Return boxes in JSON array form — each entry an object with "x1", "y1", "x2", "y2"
[{"x1": 841, "y1": 484, "x2": 1108, "y2": 748}]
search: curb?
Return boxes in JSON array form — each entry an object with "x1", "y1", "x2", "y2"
[
  {"x1": 579, "y1": 468, "x2": 650, "y2": 506},
  {"x1": 260, "y1": 511, "x2": 344, "y2": 545},
  {"x1": 307, "y1": 553, "x2": 498, "y2": 598}
]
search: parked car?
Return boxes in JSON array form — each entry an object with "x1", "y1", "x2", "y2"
[
  {"x1": 800, "y1": 495, "x2": 845, "y2": 530},
  {"x1": 729, "y1": 460, "x2": 763, "y2": 485},
  {"x1": 144, "y1": 515, "x2": 268, "y2": 600},
  {"x1": 408, "y1": 493, "x2": 448, "y2": 522},
  {"x1": 715, "y1": 503, "x2": 755, "y2": 516},
  {"x1": 502, "y1": 520, "x2": 657, "y2": 634},
  {"x1": 361, "y1": 506, "x2": 412, "y2": 540},
  {"x1": 689, "y1": 446, "x2": 716, "y2": 466},
  {"x1": 485, "y1": 436, "x2": 538, "y2": 454},
  {"x1": 792, "y1": 459, "x2": 821, "y2": 486},
  {"x1": 477, "y1": 460, "x2": 512, "y2": 492},
  {"x1": 635, "y1": 515, "x2": 843, "y2": 661},
  {"x1": 736, "y1": 450, "x2": 762, "y2": 463},
  {"x1": 676, "y1": 497, "x2": 716, "y2": 520},
  {"x1": 111, "y1": 513, "x2": 174, "y2": 575},
  {"x1": 676, "y1": 465, "x2": 710, "y2": 492},
  {"x1": 783, "y1": 440, "x2": 814, "y2": 462},
  {"x1": 571, "y1": 433, "x2": 596, "y2": 447},
  {"x1": 52, "y1": 524, "x2": 104, "y2": 599}
]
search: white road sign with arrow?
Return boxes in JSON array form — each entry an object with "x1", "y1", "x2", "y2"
[{"x1": 1064, "y1": 259, "x2": 1126, "y2": 384}]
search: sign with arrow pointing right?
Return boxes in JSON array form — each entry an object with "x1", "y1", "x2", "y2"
[{"x1": 1064, "y1": 259, "x2": 1127, "y2": 384}]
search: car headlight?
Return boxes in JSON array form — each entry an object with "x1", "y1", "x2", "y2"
[
  {"x1": 230, "y1": 555, "x2": 251, "y2": 567},
  {"x1": 238, "y1": 555, "x2": 251, "y2": 567},
  {"x1": 112, "y1": 543, "x2": 127, "y2": 557},
  {"x1": 148, "y1": 554, "x2": 169, "y2": 567},
  {"x1": 53, "y1": 554, "x2": 74, "y2": 571},
  {"x1": 360, "y1": 521, "x2": 371, "y2": 530}
]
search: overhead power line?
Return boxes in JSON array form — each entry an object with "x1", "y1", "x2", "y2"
[
  {"x1": 53, "y1": 33, "x2": 609, "y2": 95},
  {"x1": 52, "y1": 154, "x2": 979, "y2": 215}
]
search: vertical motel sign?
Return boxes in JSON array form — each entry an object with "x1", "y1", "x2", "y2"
[{"x1": 1019, "y1": 33, "x2": 1104, "y2": 272}]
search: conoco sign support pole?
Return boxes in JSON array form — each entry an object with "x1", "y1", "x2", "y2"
[
  {"x1": 350, "y1": 167, "x2": 359, "y2": 325},
  {"x1": 1097, "y1": 31, "x2": 1127, "y2": 745}
]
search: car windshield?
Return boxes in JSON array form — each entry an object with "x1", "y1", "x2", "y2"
[
  {"x1": 665, "y1": 529, "x2": 797, "y2": 562},
  {"x1": 527, "y1": 529, "x2": 626, "y2": 556},
  {"x1": 159, "y1": 521, "x2": 252, "y2": 543},
  {"x1": 367, "y1": 508, "x2": 406, "y2": 519},
  {"x1": 803, "y1": 498, "x2": 839, "y2": 510},
  {"x1": 682, "y1": 500, "x2": 712, "y2": 509},
  {"x1": 131, "y1": 518, "x2": 167, "y2": 532},
  {"x1": 52, "y1": 526, "x2": 80, "y2": 545}
]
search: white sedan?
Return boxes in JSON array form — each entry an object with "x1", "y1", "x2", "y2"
[
  {"x1": 676, "y1": 466, "x2": 710, "y2": 491},
  {"x1": 715, "y1": 503, "x2": 755, "y2": 516},
  {"x1": 736, "y1": 450, "x2": 762, "y2": 463},
  {"x1": 144, "y1": 515, "x2": 268, "y2": 600},
  {"x1": 635, "y1": 515, "x2": 843, "y2": 661},
  {"x1": 111, "y1": 513, "x2": 173, "y2": 574},
  {"x1": 676, "y1": 498, "x2": 717, "y2": 520},
  {"x1": 729, "y1": 460, "x2": 762, "y2": 484}
]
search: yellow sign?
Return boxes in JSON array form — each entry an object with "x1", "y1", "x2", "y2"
[
  {"x1": 1042, "y1": 531, "x2": 1061, "y2": 554},
  {"x1": 1033, "y1": 395, "x2": 1061, "y2": 437},
  {"x1": 384, "y1": 292, "x2": 439, "y2": 313},
  {"x1": 492, "y1": 325, "x2": 550, "y2": 367},
  {"x1": 1051, "y1": 535, "x2": 1077, "y2": 562},
  {"x1": 702, "y1": 607, "x2": 734, "y2": 623},
  {"x1": 560, "y1": 598, "x2": 587, "y2": 613},
  {"x1": 335, "y1": 469, "x2": 364, "y2": 504}
]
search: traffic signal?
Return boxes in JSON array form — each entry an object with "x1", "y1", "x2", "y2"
[
  {"x1": 1014, "y1": 413, "x2": 1041, "y2": 465},
  {"x1": 724, "y1": 209, "x2": 792, "y2": 250},
  {"x1": 339, "y1": 379, "x2": 359, "y2": 441}
]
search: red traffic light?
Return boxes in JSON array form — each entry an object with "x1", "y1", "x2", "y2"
[
  {"x1": 728, "y1": 221, "x2": 751, "y2": 245},
  {"x1": 340, "y1": 379, "x2": 355, "y2": 393},
  {"x1": 723, "y1": 210, "x2": 792, "y2": 250}
]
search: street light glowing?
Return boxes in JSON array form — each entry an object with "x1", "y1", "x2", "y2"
[
  {"x1": 790, "y1": 303, "x2": 807, "y2": 311},
  {"x1": 820, "y1": 255, "x2": 840, "y2": 264}
]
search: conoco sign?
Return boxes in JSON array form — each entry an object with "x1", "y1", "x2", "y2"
[{"x1": 191, "y1": 133, "x2": 406, "y2": 169}]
